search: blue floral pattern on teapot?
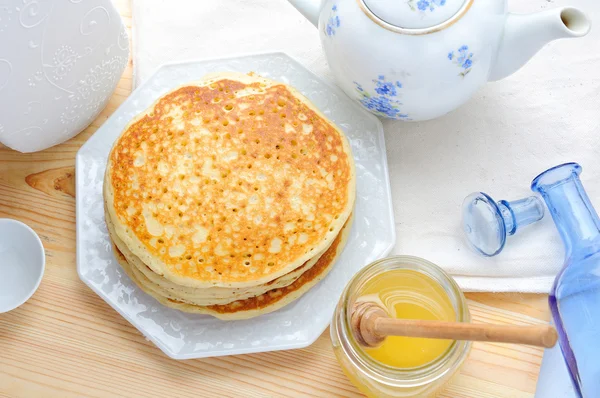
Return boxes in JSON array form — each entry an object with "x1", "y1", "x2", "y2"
[
  {"x1": 326, "y1": 5, "x2": 340, "y2": 36},
  {"x1": 408, "y1": 0, "x2": 447, "y2": 12},
  {"x1": 448, "y1": 45, "x2": 474, "y2": 77},
  {"x1": 354, "y1": 76, "x2": 409, "y2": 120}
]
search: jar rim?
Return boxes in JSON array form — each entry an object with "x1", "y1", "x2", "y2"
[{"x1": 335, "y1": 255, "x2": 471, "y2": 387}]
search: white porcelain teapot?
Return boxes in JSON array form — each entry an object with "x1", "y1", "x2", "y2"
[{"x1": 287, "y1": 0, "x2": 591, "y2": 121}]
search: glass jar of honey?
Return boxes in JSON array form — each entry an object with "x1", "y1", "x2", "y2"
[{"x1": 330, "y1": 256, "x2": 471, "y2": 398}]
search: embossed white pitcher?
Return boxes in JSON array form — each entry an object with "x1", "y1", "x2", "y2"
[
  {"x1": 287, "y1": 0, "x2": 591, "y2": 121},
  {"x1": 0, "y1": 0, "x2": 129, "y2": 152}
]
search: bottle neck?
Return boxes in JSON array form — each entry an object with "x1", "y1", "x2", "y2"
[{"x1": 537, "y1": 176, "x2": 600, "y2": 255}]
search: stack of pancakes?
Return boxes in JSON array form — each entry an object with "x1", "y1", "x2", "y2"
[{"x1": 104, "y1": 72, "x2": 355, "y2": 320}]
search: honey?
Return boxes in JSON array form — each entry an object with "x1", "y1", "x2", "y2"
[
  {"x1": 360, "y1": 269, "x2": 456, "y2": 368},
  {"x1": 330, "y1": 256, "x2": 471, "y2": 398}
]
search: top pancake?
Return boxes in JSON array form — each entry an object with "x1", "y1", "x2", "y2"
[{"x1": 105, "y1": 72, "x2": 355, "y2": 288}]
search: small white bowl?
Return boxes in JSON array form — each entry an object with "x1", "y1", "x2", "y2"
[{"x1": 0, "y1": 219, "x2": 45, "y2": 313}]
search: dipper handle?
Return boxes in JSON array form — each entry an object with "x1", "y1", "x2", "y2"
[
  {"x1": 352, "y1": 301, "x2": 558, "y2": 349},
  {"x1": 374, "y1": 318, "x2": 558, "y2": 348}
]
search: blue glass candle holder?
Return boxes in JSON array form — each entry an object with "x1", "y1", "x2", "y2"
[{"x1": 462, "y1": 192, "x2": 545, "y2": 256}]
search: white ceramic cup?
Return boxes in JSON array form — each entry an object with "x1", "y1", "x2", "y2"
[
  {"x1": 0, "y1": 219, "x2": 45, "y2": 313},
  {"x1": 0, "y1": 0, "x2": 129, "y2": 153}
]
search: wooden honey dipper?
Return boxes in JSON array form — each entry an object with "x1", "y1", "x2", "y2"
[{"x1": 351, "y1": 295, "x2": 558, "y2": 348}]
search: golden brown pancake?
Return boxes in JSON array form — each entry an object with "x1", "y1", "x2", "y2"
[
  {"x1": 105, "y1": 72, "x2": 355, "y2": 288},
  {"x1": 112, "y1": 214, "x2": 353, "y2": 320},
  {"x1": 105, "y1": 205, "x2": 331, "y2": 305}
]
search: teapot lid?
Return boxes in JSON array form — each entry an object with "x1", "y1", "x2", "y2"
[{"x1": 361, "y1": 0, "x2": 470, "y2": 30}]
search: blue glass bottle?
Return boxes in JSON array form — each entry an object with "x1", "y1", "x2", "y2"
[{"x1": 531, "y1": 163, "x2": 600, "y2": 397}]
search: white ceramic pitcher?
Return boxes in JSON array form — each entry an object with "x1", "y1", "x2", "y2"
[{"x1": 0, "y1": 0, "x2": 129, "y2": 152}]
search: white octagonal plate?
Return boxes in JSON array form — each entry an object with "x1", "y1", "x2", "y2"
[{"x1": 76, "y1": 52, "x2": 395, "y2": 359}]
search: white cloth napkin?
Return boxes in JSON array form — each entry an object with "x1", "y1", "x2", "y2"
[{"x1": 132, "y1": 0, "x2": 600, "y2": 293}]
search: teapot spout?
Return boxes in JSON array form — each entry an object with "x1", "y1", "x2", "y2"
[
  {"x1": 489, "y1": 7, "x2": 590, "y2": 81},
  {"x1": 287, "y1": 0, "x2": 324, "y2": 27}
]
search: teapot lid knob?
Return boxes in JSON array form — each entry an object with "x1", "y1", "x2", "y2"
[{"x1": 360, "y1": 0, "x2": 472, "y2": 32}]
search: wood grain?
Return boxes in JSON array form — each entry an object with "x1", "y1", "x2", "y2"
[{"x1": 0, "y1": 1, "x2": 549, "y2": 397}]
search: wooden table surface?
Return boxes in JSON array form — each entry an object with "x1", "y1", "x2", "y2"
[{"x1": 0, "y1": 1, "x2": 551, "y2": 397}]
